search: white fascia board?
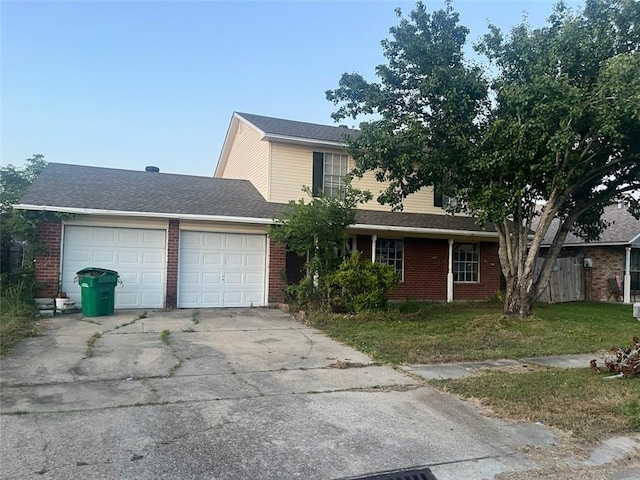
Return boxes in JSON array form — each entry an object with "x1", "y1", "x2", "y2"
[
  {"x1": 629, "y1": 231, "x2": 640, "y2": 245},
  {"x1": 13, "y1": 204, "x2": 274, "y2": 225},
  {"x1": 262, "y1": 133, "x2": 347, "y2": 149},
  {"x1": 542, "y1": 241, "x2": 632, "y2": 248},
  {"x1": 234, "y1": 112, "x2": 267, "y2": 138},
  {"x1": 350, "y1": 223, "x2": 500, "y2": 238}
]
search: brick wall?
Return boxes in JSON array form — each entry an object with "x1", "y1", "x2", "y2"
[
  {"x1": 165, "y1": 219, "x2": 180, "y2": 308},
  {"x1": 34, "y1": 221, "x2": 62, "y2": 297},
  {"x1": 582, "y1": 246, "x2": 625, "y2": 301},
  {"x1": 268, "y1": 239, "x2": 287, "y2": 303},
  {"x1": 454, "y1": 242, "x2": 502, "y2": 300},
  {"x1": 356, "y1": 235, "x2": 501, "y2": 301}
]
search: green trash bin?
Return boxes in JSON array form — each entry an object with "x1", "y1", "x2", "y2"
[{"x1": 76, "y1": 268, "x2": 119, "y2": 317}]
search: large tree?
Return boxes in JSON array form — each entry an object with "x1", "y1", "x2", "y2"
[{"x1": 326, "y1": 0, "x2": 640, "y2": 316}]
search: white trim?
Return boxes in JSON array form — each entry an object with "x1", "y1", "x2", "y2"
[
  {"x1": 263, "y1": 133, "x2": 346, "y2": 149},
  {"x1": 352, "y1": 223, "x2": 500, "y2": 239},
  {"x1": 447, "y1": 239, "x2": 454, "y2": 303},
  {"x1": 14, "y1": 204, "x2": 274, "y2": 225},
  {"x1": 624, "y1": 246, "x2": 632, "y2": 304},
  {"x1": 545, "y1": 241, "x2": 636, "y2": 248},
  {"x1": 629, "y1": 232, "x2": 640, "y2": 245}
]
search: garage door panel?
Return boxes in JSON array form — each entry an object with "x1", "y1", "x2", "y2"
[
  {"x1": 93, "y1": 250, "x2": 116, "y2": 263},
  {"x1": 118, "y1": 230, "x2": 141, "y2": 243},
  {"x1": 224, "y1": 273, "x2": 243, "y2": 285},
  {"x1": 246, "y1": 254, "x2": 263, "y2": 266},
  {"x1": 142, "y1": 251, "x2": 165, "y2": 264},
  {"x1": 225, "y1": 254, "x2": 243, "y2": 266},
  {"x1": 203, "y1": 234, "x2": 223, "y2": 247},
  {"x1": 62, "y1": 226, "x2": 165, "y2": 309},
  {"x1": 202, "y1": 272, "x2": 223, "y2": 285},
  {"x1": 203, "y1": 253, "x2": 223, "y2": 265},
  {"x1": 178, "y1": 231, "x2": 265, "y2": 308},
  {"x1": 118, "y1": 251, "x2": 140, "y2": 264},
  {"x1": 245, "y1": 273, "x2": 264, "y2": 285}
]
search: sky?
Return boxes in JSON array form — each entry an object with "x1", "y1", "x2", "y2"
[{"x1": 2, "y1": 0, "x2": 584, "y2": 177}]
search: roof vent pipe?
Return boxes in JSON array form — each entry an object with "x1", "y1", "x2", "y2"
[{"x1": 145, "y1": 166, "x2": 160, "y2": 173}]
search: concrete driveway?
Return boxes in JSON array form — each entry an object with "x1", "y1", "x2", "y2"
[{"x1": 0, "y1": 308, "x2": 558, "y2": 480}]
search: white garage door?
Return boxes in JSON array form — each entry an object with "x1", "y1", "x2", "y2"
[
  {"x1": 179, "y1": 232, "x2": 266, "y2": 308},
  {"x1": 62, "y1": 226, "x2": 166, "y2": 309}
]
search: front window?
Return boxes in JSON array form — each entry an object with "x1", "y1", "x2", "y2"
[
  {"x1": 631, "y1": 249, "x2": 640, "y2": 292},
  {"x1": 453, "y1": 243, "x2": 479, "y2": 282},
  {"x1": 376, "y1": 238, "x2": 404, "y2": 278},
  {"x1": 323, "y1": 152, "x2": 348, "y2": 198}
]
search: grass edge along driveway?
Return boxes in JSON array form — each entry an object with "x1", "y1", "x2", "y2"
[{"x1": 307, "y1": 301, "x2": 640, "y2": 442}]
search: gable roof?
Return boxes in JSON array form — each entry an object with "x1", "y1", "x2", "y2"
[
  {"x1": 215, "y1": 112, "x2": 358, "y2": 177},
  {"x1": 16, "y1": 163, "x2": 282, "y2": 222},
  {"x1": 235, "y1": 112, "x2": 358, "y2": 145},
  {"x1": 539, "y1": 204, "x2": 640, "y2": 247}
]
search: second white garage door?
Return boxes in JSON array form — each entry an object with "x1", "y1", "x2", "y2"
[{"x1": 178, "y1": 232, "x2": 266, "y2": 308}]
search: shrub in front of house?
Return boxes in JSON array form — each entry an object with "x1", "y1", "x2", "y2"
[{"x1": 326, "y1": 252, "x2": 399, "y2": 313}]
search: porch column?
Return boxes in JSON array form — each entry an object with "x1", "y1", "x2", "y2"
[
  {"x1": 371, "y1": 234, "x2": 377, "y2": 262},
  {"x1": 624, "y1": 246, "x2": 632, "y2": 303},
  {"x1": 447, "y1": 239, "x2": 454, "y2": 303}
]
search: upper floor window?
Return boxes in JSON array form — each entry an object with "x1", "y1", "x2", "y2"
[
  {"x1": 376, "y1": 238, "x2": 404, "y2": 279},
  {"x1": 434, "y1": 189, "x2": 457, "y2": 209},
  {"x1": 312, "y1": 152, "x2": 348, "y2": 198},
  {"x1": 453, "y1": 243, "x2": 479, "y2": 282}
]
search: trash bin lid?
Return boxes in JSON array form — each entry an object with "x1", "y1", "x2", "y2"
[{"x1": 76, "y1": 267, "x2": 119, "y2": 277}]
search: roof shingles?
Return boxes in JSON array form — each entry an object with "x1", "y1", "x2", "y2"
[
  {"x1": 236, "y1": 112, "x2": 358, "y2": 144},
  {"x1": 19, "y1": 163, "x2": 497, "y2": 234}
]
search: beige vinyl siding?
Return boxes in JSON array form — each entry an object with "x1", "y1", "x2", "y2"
[
  {"x1": 179, "y1": 221, "x2": 267, "y2": 234},
  {"x1": 270, "y1": 143, "x2": 316, "y2": 203},
  {"x1": 354, "y1": 171, "x2": 445, "y2": 215},
  {"x1": 220, "y1": 120, "x2": 269, "y2": 199},
  {"x1": 63, "y1": 216, "x2": 169, "y2": 229},
  {"x1": 270, "y1": 142, "x2": 453, "y2": 215}
]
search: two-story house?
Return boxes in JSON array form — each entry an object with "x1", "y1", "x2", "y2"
[{"x1": 17, "y1": 112, "x2": 502, "y2": 310}]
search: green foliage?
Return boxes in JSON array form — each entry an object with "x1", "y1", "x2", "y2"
[
  {"x1": 326, "y1": 252, "x2": 399, "y2": 313},
  {"x1": 268, "y1": 184, "x2": 371, "y2": 305},
  {"x1": 326, "y1": 0, "x2": 640, "y2": 316},
  {"x1": 0, "y1": 268, "x2": 40, "y2": 355},
  {"x1": 284, "y1": 276, "x2": 318, "y2": 309},
  {"x1": 161, "y1": 329, "x2": 171, "y2": 345},
  {"x1": 0, "y1": 155, "x2": 47, "y2": 273},
  {"x1": 307, "y1": 301, "x2": 636, "y2": 365}
]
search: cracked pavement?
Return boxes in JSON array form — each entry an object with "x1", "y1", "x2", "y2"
[{"x1": 1, "y1": 308, "x2": 562, "y2": 479}]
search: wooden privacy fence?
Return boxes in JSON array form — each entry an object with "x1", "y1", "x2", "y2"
[{"x1": 535, "y1": 257, "x2": 585, "y2": 303}]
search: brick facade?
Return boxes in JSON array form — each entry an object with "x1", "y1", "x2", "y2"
[
  {"x1": 268, "y1": 239, "x2": 287, "y2": 303},
  {"x1": 32, "y1": 218, "x2": 501, "y2": 306},
  {"x1": 350, "y1": 235, "x2": 501, "y2": 301},
  {"x1": 165, "y1": 219, "x2": 180, "y2": 308},
  {"x1": 580, "y1": 246, "x2": 625, "y2": 301},
  {"x1": 34, "y1": 221, "x2": 62, "y2": 297}
]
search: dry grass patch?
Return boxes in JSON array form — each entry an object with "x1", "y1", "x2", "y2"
[{"x1": 432, "y1": 368, "x2": 640, "y2": 443}]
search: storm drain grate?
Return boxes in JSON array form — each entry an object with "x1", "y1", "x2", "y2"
[{"x1": 345, "y1": 467, "x2": 437, "y2": 480}]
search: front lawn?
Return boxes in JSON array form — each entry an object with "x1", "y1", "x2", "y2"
[
  {"x1": 306, "y1": 301, "x2": 638, "y2": 364},
  {"x1": 433, "y1": 368, "x2": 640, "y2": 443},
  {"x1": 307, "y1": 301, "x2": 640, "y2": 442}
]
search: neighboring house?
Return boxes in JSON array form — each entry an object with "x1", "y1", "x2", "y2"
[
  {"x1": 538, "y1": 203, "x2": 640, "y2": 303},
  {"x1": 16, "y1": 112, "x2": 504, "y2": 310}
]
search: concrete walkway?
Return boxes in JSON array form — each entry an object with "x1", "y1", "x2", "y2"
[{"x1": 403, "y1": 354, "x2": 602, "y2": 380}]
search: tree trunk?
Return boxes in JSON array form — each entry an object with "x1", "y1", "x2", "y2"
[{"x1": 504, "y1": 275, "x2": 534, "y2": 317}]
